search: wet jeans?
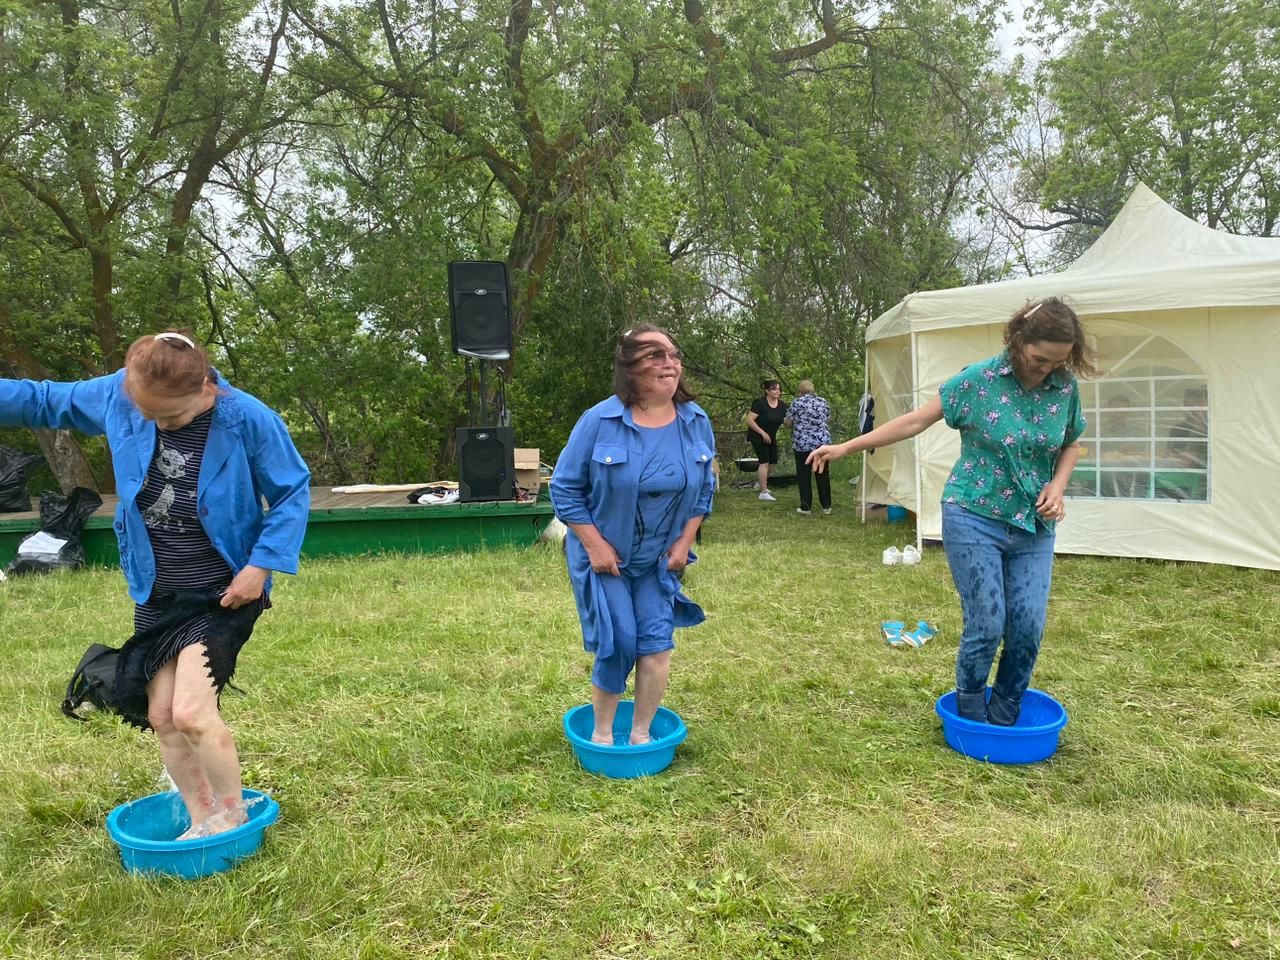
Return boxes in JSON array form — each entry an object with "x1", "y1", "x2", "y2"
[{"x1": 941, "y1": 503, "x2": 1055, "y2": 725}]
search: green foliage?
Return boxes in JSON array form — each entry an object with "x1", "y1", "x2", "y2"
[
  {"x1": 4, "y1": 0, "x2": 1012, "y2": 484},
  {"x1": 1027, "y1": 0, "x2": 1280, "y2": 247},
  {"x1": 0, "y1": 0, "x2": 301, "y2": 376}
]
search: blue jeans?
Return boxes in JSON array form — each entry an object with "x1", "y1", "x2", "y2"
[{"x1": 942, "y1": 503, "x2": 1056, "y2": 725}]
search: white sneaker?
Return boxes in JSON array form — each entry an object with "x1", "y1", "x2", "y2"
[
  {"x1": 882, "y1": 546, "x2": 902, "y2": 565},
  {"x1": 822, "y1": 508, "x2": 832, "y2": 515},
  {"x1": 901, "y1": 544, "x2": 921, "y2": 565},
  {"x1": 758, "y1": 491, "x2": 776, "y2": 501},
  {"x1": 796, "y1": 507, "x2": 811, "y2": 515}
]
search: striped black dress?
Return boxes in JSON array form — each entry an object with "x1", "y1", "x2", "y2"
[{"x1": 113, "y1": 407, "x2": 266, "y2": 727}]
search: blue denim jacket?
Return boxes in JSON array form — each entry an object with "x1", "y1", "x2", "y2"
[
  {"x1": 551, "y1": 395, "x2": 715, "y2": 658},
  {"x1": 0, "y1": 370, "x2": 311, "y2": 602}
]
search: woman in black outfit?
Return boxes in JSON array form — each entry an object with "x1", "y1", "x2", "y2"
[{"x1": 746, "y1": 380, "x2": 787, "y2": 501}]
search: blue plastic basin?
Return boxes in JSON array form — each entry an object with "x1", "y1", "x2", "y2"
[
  {"x1": 563, "y1": 701, "x2": 687, "y2": 778},
  {"x1": 935, "y1": 688, "x2": 1068, "y2": 764},
  {"x1": 886, "y1": 505, "x2": 909, "y2": 523},
  {"x1": 106, "y1": 788, "x2": 279, "y2": 878}
]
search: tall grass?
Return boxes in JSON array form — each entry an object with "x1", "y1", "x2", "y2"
[{"x1": 1, "y1": 485, "x2": 1277, "y2": 959}]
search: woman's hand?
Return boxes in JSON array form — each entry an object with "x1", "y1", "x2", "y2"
[
  {"x1": 806, "y1": 441, "x2": 851, "y2": 474},
  {"x1": 564, "y1": 522, "x2": 622, "y2": 576},
  {"x1": 667, "y1": 541, "x2": 691, "y2": 573},
  {"x1": 746, "y1": 412, "x2": 770, "y2": 442},
  {"x1": 586, "y1": 539, "x2": 621, "y2": 577},
  {"x1": 1035, "y1": 483, "x2": 1067, "y2": 521},
  {"x1": 220, "y1": 564, "x2": 269, "y2": 609}
]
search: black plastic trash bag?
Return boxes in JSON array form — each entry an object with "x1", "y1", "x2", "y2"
[
  {"x1": 0, "y1": 445, "x2": 44, "y2": 513},
  {"x1": 6, "y1": 486, "x2": 103, "y2": 576}
]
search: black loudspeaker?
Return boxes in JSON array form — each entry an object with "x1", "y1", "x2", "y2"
[
  {"x1": 448, "y1": 260, "x2": 512, "y2": 359},
  {"x1": 456, "y1": 426, "x2": 515, "y2": 502}
]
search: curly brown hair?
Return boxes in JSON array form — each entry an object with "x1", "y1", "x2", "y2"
[{"x1": 1003, "y1": 298, "x2": 1099, "y2": 379}]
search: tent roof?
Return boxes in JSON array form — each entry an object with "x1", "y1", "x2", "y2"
[{"x1": 867, "y1": 183, "x2": 1280, "y2": 341}]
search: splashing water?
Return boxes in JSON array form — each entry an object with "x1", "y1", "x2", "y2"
[{"x1": 171, "y1": 792, "x2": 268, "y2": 841}]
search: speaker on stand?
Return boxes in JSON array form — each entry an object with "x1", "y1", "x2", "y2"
[
  {"x1": 456, "y1": 426, "x2": 515, "y2": 502},
  {"x1": 448, "y1": 261, "x2": 512, "y2": 360},
  {"x1": 450, "y1": 260, "x2": 515, "y2": 501}
]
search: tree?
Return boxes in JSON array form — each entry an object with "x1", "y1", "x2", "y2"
[
  {"x1": 285, "y1": 0, "x2": 995, "y2": 336},
  {"x1": 280, "y1": 0, "x2": 1010, "y2": 461},
  {"x1": 0, "y1": 178, "x2": 103, "y2": 490},
  {"x1": 0, "y1": 0, "x2": 304, "y2": 487},
  {"x1": 3, "y1": 0, "x2": 1014, "y2": 485},
  {"x1": 1016, "y1": 0, "x2": 1280, "y2": 261}
]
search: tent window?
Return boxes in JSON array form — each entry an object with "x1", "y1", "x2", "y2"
[{"x1": 1067, "y1": 333, "x2": 1208, "y2": 503}]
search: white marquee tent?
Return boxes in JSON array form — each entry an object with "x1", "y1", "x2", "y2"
[{"x1": 860, "y1": 183, "x2": 1280, "y2": 570}]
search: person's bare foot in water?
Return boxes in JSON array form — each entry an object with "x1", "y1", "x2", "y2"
[{"x1": 177, "y1": 801, "x2": 246, "y2": 839}]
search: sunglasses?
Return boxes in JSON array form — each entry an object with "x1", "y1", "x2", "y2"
[{"x1": 637, "y1": 348, "x2": 684, "y2": 364}]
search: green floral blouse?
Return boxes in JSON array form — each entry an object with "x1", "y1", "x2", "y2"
[{"x1": 937, "y1": 351, "x2": 1086, "y2": 532}]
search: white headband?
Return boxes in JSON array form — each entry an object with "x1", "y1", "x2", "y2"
[
  {"x1": 1025, "y1": 302, "x2": 1045, "y2": 318},
  {"x1": 153, "y1": 332, "x2": 195, "y2": 348}
]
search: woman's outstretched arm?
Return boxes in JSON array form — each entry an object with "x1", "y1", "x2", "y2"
[{"x1": 807, "y1": 395, "x2": 944, "y2": 473}]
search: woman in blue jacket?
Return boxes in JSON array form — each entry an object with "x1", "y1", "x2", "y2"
[
  {"x1": 551, "y1": 325, "x2": 715, "y2": 746},
  {"x1": 0, "y1": 330, "x2": 310, "y2": 837}
]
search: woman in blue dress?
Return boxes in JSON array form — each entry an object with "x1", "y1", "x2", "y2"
[
  {"x1": 551, "y1": 325, "x2": 716, "y2": 745},
  {"x1": 807, "y1": 299, "x2": 1098, "y2": 725},
  {"x1": 0, "y1": 330, "x2": 310, "y2": 835}
]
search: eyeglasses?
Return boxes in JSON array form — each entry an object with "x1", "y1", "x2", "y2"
[{"x1": 637, "y1": 348, "x2": 684, "y2": 364}]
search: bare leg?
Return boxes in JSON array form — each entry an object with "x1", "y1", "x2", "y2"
[
  {"x1": 591, "y1": 685, "x2": 622, "y2": 745},
  {"x1": 756, "y1": 463, "x2": 770, "y2": 493},
  {"x1": 630, "y1": 650, "x2": 672, "y2": 744},
  {"x1": 147, "y1": 659, "x2": 215, "y2": 835},
  {"x1": 169, "y1": 644, "x2": 244, "y2": 836}
]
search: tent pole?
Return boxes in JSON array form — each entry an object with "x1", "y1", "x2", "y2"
[
  {"x1": 911, "y1": 330, "x2": 923, "y2": 554},
  {"x1": 860, "y1": 358, "x2": 869, "y2": 523}
]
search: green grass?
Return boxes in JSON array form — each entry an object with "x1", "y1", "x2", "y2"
[{"x1": 1, "y1": 486, "x2": 1278, "y2": 959}]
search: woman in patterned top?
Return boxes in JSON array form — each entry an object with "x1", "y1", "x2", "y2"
[
  {"x1": 807, "y1": 300, "x2": 1098, "y2": 724},
  {"x1": 0, "y1": 330, "x2": 310, "y2": 835},
  {"x1": 784, "y1": 380, "x2": 833, "y2": 515}
]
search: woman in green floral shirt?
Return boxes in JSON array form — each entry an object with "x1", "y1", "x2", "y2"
[{"x1": 809, "y1": 299, "x2": 1098, "y2": 724}]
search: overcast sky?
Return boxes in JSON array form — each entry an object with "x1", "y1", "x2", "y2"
[{"x1": 994, "y1": 0, "x2": 1033, "y2": 60}]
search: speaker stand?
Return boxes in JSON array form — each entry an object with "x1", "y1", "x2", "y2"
[{"x1": 465, "y1": 358, "x2": 510, "y2": 428}]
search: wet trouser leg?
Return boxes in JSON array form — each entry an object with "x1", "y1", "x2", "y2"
[{"x1": 942, "y1": 503, "x2": 1055, "y2": 724}]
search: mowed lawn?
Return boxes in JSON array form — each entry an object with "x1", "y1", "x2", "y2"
[{"x1": 1, "y1": 483, "x2": 1277, "y2": 960}]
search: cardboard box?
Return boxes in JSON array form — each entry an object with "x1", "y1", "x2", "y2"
[{"x1": 514, "y1": 447, "x2": 541, "y2": 495}]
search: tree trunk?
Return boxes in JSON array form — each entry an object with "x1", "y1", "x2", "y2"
[
  {"x1": 90, "y1": 245, "x2": 123, "y2": 371},
  {"x1": 0, "y1": 323, "x2": 109, "y2": 495},
  {"x1": 32, "y1": 428, "x2": 101, "y2": 493},
  {"x1": 506, "y1": 192, "x2": 566, "y2": 348}
]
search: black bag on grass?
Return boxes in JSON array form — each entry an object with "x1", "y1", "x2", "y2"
[
  {"x1": 0, "y1": 445, "x2": 43, "y2": 513},
  {"x1": 62, "y1": 643, "x2": 121, "y2": 720}
]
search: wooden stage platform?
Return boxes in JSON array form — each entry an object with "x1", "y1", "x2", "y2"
[{"x1": 0, "y1": 487, "x2": 555, "y2": 568}]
